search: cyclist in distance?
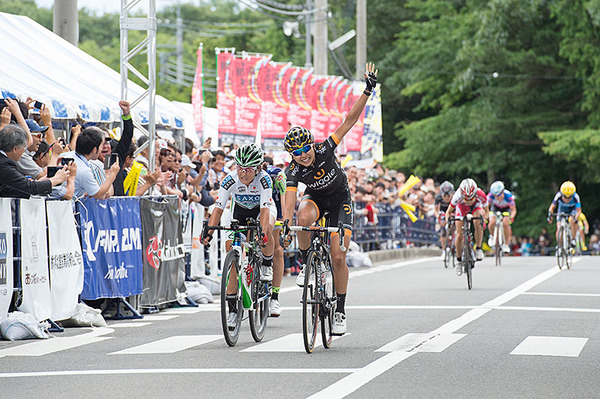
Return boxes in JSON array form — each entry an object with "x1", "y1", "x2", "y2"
[
  {"x1": 263, "y1": 156, "x2": 287, "y2": 317},
  {"x1": 445, "y1": 178, "x2": 489, "y2": 274},
  {"x1": 201, "y1": 143, "x2": 277, "y2": 328},
  {"x1": 487, "y1": 180, "x2": 517, "y2": 253},
  {"x1": 436, "y1": 181, "x2": 455, "y2": 258},
  {"x1": 577, "y1": 212, "x2": 589, "y2": 252},
  {"x1": 281, "y1": 62, "x2": 378, "y2": 336},
  {"x1": 547, "y1": 181, "x2": 581, "y2": 248}
]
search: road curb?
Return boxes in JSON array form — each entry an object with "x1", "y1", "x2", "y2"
[{"x1": 367, "y1": 247, "x2": 442, "y2": 264}]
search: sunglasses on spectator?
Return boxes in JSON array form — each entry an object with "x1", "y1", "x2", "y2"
[
  {"x1": 291, "y1": 144, "x2": 312, "y2": 157},
  {"x1": 238, "y1": 166, "x2": 256, "y2": 174},
  {"x1": 32, "y1": 132, "x2": 44, "y2": 139},
  {"x1": 160, "y1": 149, "x2": 173, "y2": 156}
]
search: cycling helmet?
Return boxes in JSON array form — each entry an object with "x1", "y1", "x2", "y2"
[
  {"x1": 490, "y1": 181, "x2": 505, "y2": 196},
  {"x1": 560, "y1": 181, "x2": 576, "y2": 197},
  {"x1": 234, "y1": 143, "x2": 264, "y2": 168},
  {"x1": 439, "y1": 181, "x2": 454, "y2": 196},
  {"x1": 459, "y1": 178, "x2": 478, "y2": 200},
  {"x1": 284, "y1": 126, "x2": 314, "y2": 152}
]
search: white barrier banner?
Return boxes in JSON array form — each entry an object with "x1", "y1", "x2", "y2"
[
  {"x1": 47, "y1": 200, "x2": 84, "y2": 321},
  {"x1": 0, "y1": 199, "x2": 13, "y2": 321},
  {"x1": 19, "y1": 198, "x2": 51, "y2": 321},
  {"x1": 189, "y1": 203, "x2": 205, "y2": 278}
]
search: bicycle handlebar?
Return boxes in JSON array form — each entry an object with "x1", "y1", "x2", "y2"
[
  {"x1": 202, "y1": 218, "x2": 263, "y2": 248},
  {"x1": 282, "y1": 220, "x2": 347, "y2": 252}
]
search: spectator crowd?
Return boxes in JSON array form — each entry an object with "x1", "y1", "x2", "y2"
[{"x1": 1, "y1": 95, "x2": 598, "y2": 257}]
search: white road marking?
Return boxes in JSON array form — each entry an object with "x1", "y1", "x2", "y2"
[
  {"x1": 0, "y1": 328, "x2": 114, "y2": 358},
  {"x1": 133, "y1": 315, "x2": 179, "y2": 321},
  {"x1": 241, "y1": 333, "x2": 348, "y2": 352},
  {"x1": 280, "y1": 257, "x2": 437, "y2": 294},
  {"x1": 0, "y1": 368, "x2": 358, "y2": 378},
  {"x1": 310, "y1": 265, "x2": 563, "y2": 399},
  {"x1": 497, "y1": 306, "x2": 600, "y2": 313},
  {"x1": 511, "y1": 336, "x2": 588, "y2": 357},
  {"x1": 109, "y1": 335, "x2": 222, "y2": 354},
  {"x1": 161, "y1": 305, "x2": 219, "y2": 314},
  {"x1": 109, "y1": 322, "x2": 153, "y2": 328},
  {"x1": 523, "y1": 292, "x2": 600, "y2": 298},
  {"x1": 376, "y1": 333, "x2": 466, "y2": 353}
]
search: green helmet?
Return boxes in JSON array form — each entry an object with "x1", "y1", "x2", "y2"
[{"x1": 235, "y1": 143, "x2": 263, "y2": 167}]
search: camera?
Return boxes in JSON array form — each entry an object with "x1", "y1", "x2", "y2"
[
  {"x1": 60, "y1": 157, "x2": 74, "y2": 166},
  {"x1": 47, "y1": 166, "x2": 61, "y2": 178},
  {"x1": 34, "y1": 100, "x2": 43, "y2": 109},
  {"x1": 103, "y1": 153, "x2": 118, "y2": 170},
  {"x1": 192, "y1": 160, "x2": 203, "y2": 173},
  {"x1": 0, "y1": 99, "x2": 6, "y2": 106}
]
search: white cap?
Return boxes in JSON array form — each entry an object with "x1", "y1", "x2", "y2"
[
  {"x1": 157, "y1": 139, "x2": 168, "y2": 150},
  {"x1": 181, "y1": 154, "x2": 192, "y2": 167}
]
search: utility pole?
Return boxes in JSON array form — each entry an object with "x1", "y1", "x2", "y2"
[
  {"x1": 356, "y1": 0, "x2": 367, "y2": 79},
  {"x1": 313, "y1": 0, "x2": 328, "y2": 75},
  {"x1": 53, "y1": 0, "x2": 79, "y2": 46},
  {"x1": 176, "y1": 3, "x2": 184, "y2": 85},
  {"x1": 305, "y1": 0, "x2": 312, "y2": 67}
]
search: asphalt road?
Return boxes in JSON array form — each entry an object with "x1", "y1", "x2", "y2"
[{"x1": 1, "y1": 255, "x2": 599, "y2": 399}]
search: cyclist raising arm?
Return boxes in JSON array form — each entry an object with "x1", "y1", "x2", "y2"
[
  {"x1": 202, "y1": 144, "x2": 277, "y2": 329},
  {"x1": 445, "y1": 178, "x2": 489, "y2": 275},
  {"x1": 281, "y1": 62, "x2": 378, "y2": 336},
  {"x1": 547, "y1": 181, "x2": 581, "y2": 248}
]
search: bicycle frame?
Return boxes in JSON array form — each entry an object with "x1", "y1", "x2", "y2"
[
  {"x1": 554, "y1": 212, "x2": 573, "y2": 270},
  {"x1": 455, "y1": 214, "x2": 482, "y2": 290},
  {"x1": 492, "y1": 211, "x2": 509, "y2": 266}
]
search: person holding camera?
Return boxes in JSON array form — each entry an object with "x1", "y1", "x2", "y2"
[{"x1": 0, "y1": 124, "x2": 69, "y2": 198}]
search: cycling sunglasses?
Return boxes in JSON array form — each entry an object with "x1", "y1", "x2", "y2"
[{"x1": 291, "y1": 144, "x2": 312, "y2": 157}]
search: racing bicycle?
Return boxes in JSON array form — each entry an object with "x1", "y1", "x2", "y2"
[
  {"x1": 282, "y1": 217, "x2": 346, "y2": 354},
  {"x1": 552, "y1": 212, "x2": 574, "y2": 270},
  {"x1": 202, "y1": 218, "x2": 271, "y2": 346},
  {"x1": 456, "y1": 214, "x2": 483, "y2": 290},
  {"x1": 443, "y1": 217, "x2": 456, "y2": 269},
  {"x1": 491, "y1": 211, "x2": 510, "y2": 267}
]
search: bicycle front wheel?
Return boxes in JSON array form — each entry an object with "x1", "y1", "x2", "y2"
[
  {"x1": 221, "y1": 250, "x2": 243, "y2": 347},
  {"x1": 302, "y1": 251, "x2": 320, "y2": 354},
  {"x1": 321, "y1": 252, "x2": 335, "y2": 349},
  {"x1": 494, "y1": 229, "x2": 502, "y2": 267},
  {"x1": 249, "y1": 260, "x2": 269, "y2": 342}
]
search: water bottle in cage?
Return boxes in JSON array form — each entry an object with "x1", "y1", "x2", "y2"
[{"x1": 241, "y1": 255, "x2": 253, "y2": 309}]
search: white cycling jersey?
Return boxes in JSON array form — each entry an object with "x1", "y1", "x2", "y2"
[{"x1": 215, "y1": 169, "x2": 276, "y2": 214}]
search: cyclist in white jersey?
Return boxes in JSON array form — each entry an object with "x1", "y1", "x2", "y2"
[{"x1": 202, "y1": 144, "x2": 277, "y2": 329}]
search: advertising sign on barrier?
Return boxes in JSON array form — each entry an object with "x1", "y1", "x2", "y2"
[
  {"x1": 140, "y1": 197, "x2": 186, "y2": 307},
  {"x1": 78, "y1": 197, "x2": 143, "y2": 300},
  {"x1": 47, "y1": 200, "x2": 84, "y2": 321},
  {"x1": 189, "y1": 203, "x2": 205, "y2": 279},
  {"x1": 0, "y1": 199, "x2": 13, "y2": 321},
  {"x1": 19, "y1": 198, "x2": 51, "y2": 321}
]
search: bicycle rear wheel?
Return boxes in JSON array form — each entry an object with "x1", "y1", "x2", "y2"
[
  {"x1": 321, "y1": 252, "x2": 335, "y2": 349},
  {"x1": 494, "y1": 229, "x2": 502, "y2": 267},
  {"x1": 249, "y1": 260, "x2": 269, "y2": 342},
  {"x1": 302, "y1": 251, "x2": 320, "y2": 354},
  {"x1": 220, "y1": 250, "x2": 243, "y2": 347},
  {"x1": 556, "y1": 247, "x2": 564, "y2": 270}
]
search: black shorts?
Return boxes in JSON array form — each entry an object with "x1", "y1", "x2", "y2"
[
  {"x1": 490, "y1": 204, "x2": 510, "y2": 213},
  {"x1": 301, "y1": 189, "x2": 353, "y2": 231}
]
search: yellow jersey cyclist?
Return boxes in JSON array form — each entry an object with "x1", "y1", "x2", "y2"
[
  {"x1": 547, "y1": 181, "x2": 582, "y2": 249},
  {"x1": 202, "y1": 143, "x2": 277, "y2": 329},
  {"x1": 577, "y1": 212, "x2": 589, "y2": 252},
  {"x1": 281, "y1": 62, "x2": 378, "y2": 336}
]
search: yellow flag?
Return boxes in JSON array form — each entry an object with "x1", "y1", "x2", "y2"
[
  {"x1": 123, "y1": 161, "x2": 143, "y2": 196},
  {"x1": 400, "y1": 200, "x2": 418, "y2": 223},
  {"x1": 397, "y1": 174, "x2": 421, "y2": 197}
]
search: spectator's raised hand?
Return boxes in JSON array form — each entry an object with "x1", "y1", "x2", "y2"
[
  {"x1": 118, "y1": 100, "x2": 131, "y2": 116},
  {"x1": 202, "y1": 137, "x2": 212, "y2": 149},
  {"x1": 51, "y1": 165, "x2": 70, "y2": 185},
  {"x1": 5, "y1": 98, "x2": 21, "y2": 117},
  {"x1": 145, "y1": 169, "x2": 161, "y2": 185},
  {"x1": 0, "y1": 106, "x2": 10, "y2": 129},
  {"x1": 67, "y1": 160, "x2": 77, "y2": 179},
  {"x1": 108, "y1": 155, "x2": 121, "y2": 175},
  {"x1": 40, "y1": 104, "x2": 52, "y2": 127}
]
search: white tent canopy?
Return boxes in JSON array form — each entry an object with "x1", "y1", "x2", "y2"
[{"x1": 0, "y1": 12, "x2": 183, "y2": 127}]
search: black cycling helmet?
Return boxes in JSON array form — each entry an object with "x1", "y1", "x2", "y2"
[{"x1": 284, "y1": 126, "x2": 314, "y2": 152}]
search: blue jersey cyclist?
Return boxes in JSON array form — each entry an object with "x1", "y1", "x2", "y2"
[
  {"x1": 547, "y1": 181, "x2": 581, "y2": 248},
  {"x1": 486, "y1": 181, "x2": 517, "y2": 253},
  {"x1": 281, "y1": 62, "x2": 378, "y2": 336},
  {"x1": 202, "y1": 144, "x2": 276, "y2": 330}
]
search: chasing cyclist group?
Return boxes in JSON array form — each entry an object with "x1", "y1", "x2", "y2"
[{"x1": 436, "y1": 177, "x2": 586, "y2": 275}]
